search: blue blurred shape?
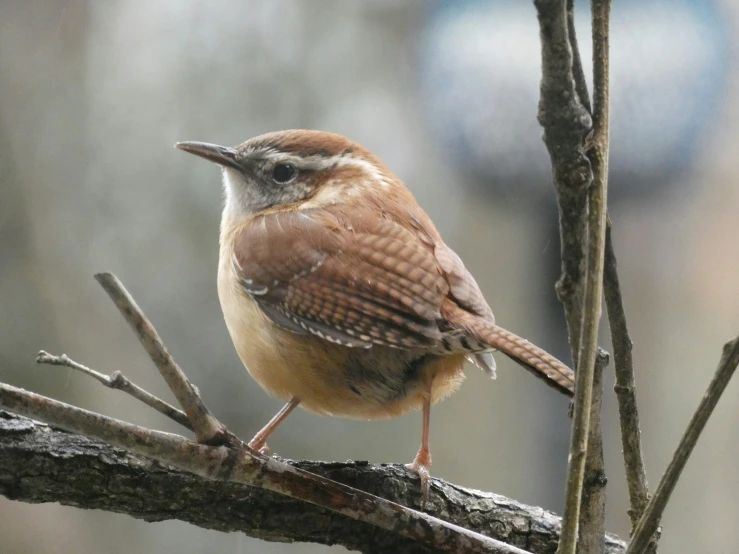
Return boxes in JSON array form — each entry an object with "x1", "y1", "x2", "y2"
[{"x1": 418, "y1": 0, "x2": 729, "y2": 202}]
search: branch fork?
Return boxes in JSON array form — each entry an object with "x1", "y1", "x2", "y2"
[{"x1": 535, "y1": 2, "x2": 739, "y2": 554}]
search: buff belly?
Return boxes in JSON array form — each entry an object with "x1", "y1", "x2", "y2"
[{"x1": 218, "y1": 272, "x2": 466, "y2": 419}]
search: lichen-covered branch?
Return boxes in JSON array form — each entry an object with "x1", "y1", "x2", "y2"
[
  {"x1": 0, "y1": 411, "x2": 626, "y2": 554},
  {"x1": 534, "y1": 0, "x2": 593, "y2": 355}
]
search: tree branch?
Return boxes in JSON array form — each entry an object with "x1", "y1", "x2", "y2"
[
  {"x1": 577, "y1": 349, "x2": 609, "y2": 553},
  {"x1": 535, "y1": 0, "x2": 612, "y2": 551},
  {"x1": 35, "y1": 350, "x2": 192, "y2": 430},
  {"x1": 625, "y1": 336, "x2": 739, "y2": 554},
  {"x1": 0, "y1": 408, "x2": 626, "y2": 554},
  {"x1": 604, "y1": 223, "x2": 653, "y2": 543},
  {"x1": 534, "y1": 0, "x2": 593, "y2": 358},
  {"x1": 0, "y1": 384, "x2": 532, "y2": 554},
  {"x1": 566, "y1": 0, "x2": 591, "y2": 114},
  {"x1": 94, "y1": 272, "x2": 229, "y2": 445},
  {"x1": 558, "y1": 2, "x2": 612, "y2": 553}
]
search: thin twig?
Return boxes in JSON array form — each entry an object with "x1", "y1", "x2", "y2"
[
  {"x1": 557, "y1": 1, "x2": 612, "y2": 552},
  {"x1": 0, "y1": 383, "x2": 531, "y2": 554},
  {"x1": 604, "y1": 224, "x2": 652, "y2": 535},
  {"x1": 626, "y1": 336, "x2": 739, "y2": 554},
  {"x1": 567, "y1": 0, "x2": 591, "y2": 114},
  {"x1": 578, "y1": 349, "x2": 608, "y2": 552},
  {"x1": 35, "y1": 350, "x2": 192, "y2": 431},
  {"x1": 94, "y1": 273, "x2": 228, "y2": 445}
]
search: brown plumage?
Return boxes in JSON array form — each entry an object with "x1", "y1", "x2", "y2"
[{"x1": 176, "y1": 130, "x2": 574, "y2": 504}]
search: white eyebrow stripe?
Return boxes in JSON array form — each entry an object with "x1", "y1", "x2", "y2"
[
  {"x1": 246, "y1": 148, "x2": 394, "y2": 188},
  {"x1": 324, "y1": 155, "x2": 389, "y2": 187}
]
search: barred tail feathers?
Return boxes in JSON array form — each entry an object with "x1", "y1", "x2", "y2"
[
  {"x1": 445, "y1": 304, "x2": 575, "y2": 397},
  {"x1": 482, "y1": 324, "x2": 575, "y2": 397}
]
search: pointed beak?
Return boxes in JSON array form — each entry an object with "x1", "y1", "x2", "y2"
[{"x1": 175, "y1": 141, "x2": 242, "y2": 171}]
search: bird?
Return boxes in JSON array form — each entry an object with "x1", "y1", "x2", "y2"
[{"x1": 176, "y1": 130, "x2": 574, "y2": 505}]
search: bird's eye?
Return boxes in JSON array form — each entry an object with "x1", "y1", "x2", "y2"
[{"x1": 271, "y1": 163, "x2": 297, "y2": 184}]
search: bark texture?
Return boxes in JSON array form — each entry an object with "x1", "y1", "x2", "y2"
[{"x1": 0, "y1": 411, "x2": 625, "y2": 554}]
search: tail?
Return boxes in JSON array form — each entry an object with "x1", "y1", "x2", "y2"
[
  {"x1": 445, "y1": 304, "x2": 575, "y2": 397},
  {"x1": 484, "y1": 324, "x2": 575, "y2": 397}
]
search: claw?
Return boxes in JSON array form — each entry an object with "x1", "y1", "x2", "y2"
[
  {"x1": 247, "y1": 438, "x2": 271, "y2": 456},
  {"x1": 405, "y1": 448, "x2": 432, "y2": 509}
]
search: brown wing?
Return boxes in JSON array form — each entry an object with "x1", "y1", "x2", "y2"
[
  {"x1": 404, "y1": 208, "x2": 498, "y2": 375},
  {"x1": 232, "y1": 208, "x2": 449, "y2": 349},
  {"x1": 404, "y1": 208, "x2": 494, "y2": 323},
  {"x1": 434, "y1": 242, "x2": 495, "y2": 323}
]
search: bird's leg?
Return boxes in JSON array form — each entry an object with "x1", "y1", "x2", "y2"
[
  {"x1": 405, "y1": 395, "x2": 432, "y2": 508},
  {"x1": 247, "y1": 397, "x2": 300, "y2": 455}
]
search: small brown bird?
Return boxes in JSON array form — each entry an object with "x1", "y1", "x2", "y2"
[{"x1": 176, "y1": 130, "x2": 574, "y2": 502}]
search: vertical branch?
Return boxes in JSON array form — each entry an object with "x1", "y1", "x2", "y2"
[
  {"x1": 604, "y1": 223, "x2": 652, "y2": 536},
  {"x1": 567, "y1": 0, "x2": 592, "y2": 114},
  {"x1": 577, "y1": 350, "x2": 609, "y2": 552},
  {"x1": 534, "y1": 0, "x2": 593, "y2": 362},
  {"x1": 557, "y1": 1, "x2": 612, "y2": 552}
]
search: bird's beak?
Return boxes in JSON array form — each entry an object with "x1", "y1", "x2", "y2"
[{"x1": 175, "y1": 141, "x2": 242, "y2": 171}]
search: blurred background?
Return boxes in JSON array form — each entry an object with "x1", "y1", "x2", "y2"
[{"x1": 1, "y1": 0, "x2": 738, "y2": 553}]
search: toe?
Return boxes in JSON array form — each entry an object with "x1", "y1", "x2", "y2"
[
  {"x1": 247, "y1": 439, "x2": 271, "y2": 456},
  {"x1": 405, "y1": 460, "x2": 431, "y2": 509}
]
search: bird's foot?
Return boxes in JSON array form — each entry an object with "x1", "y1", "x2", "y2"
[
  {"x1": 246, "y1": 438, "x2": 271, "y2": 456},
  {"x1": 405, "y1": 448, "x2": 432, "y2": 509}
]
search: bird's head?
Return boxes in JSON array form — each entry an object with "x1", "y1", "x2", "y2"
[{"x1": 176, "y1": 130, "x2": 399, "y2": 221}]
